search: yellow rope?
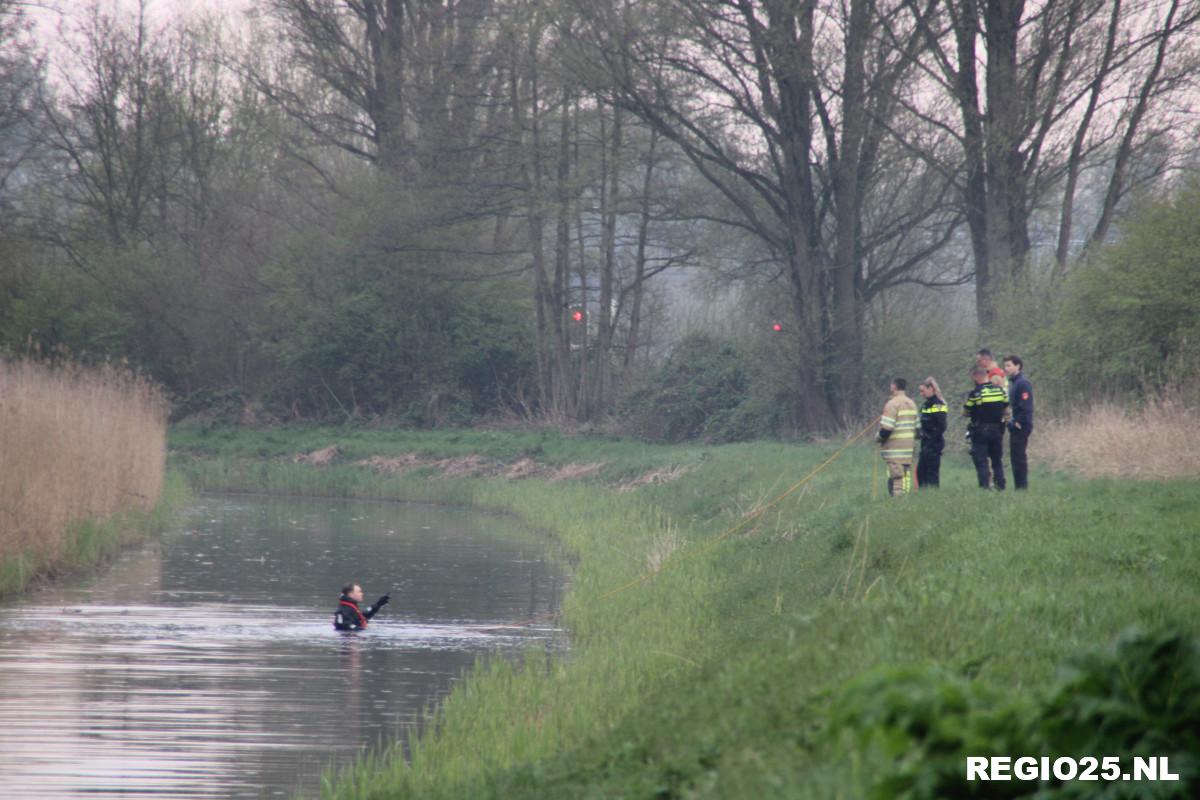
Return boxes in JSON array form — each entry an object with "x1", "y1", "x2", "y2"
[
  {"x1": 483, "y1": 418, "x2": 880, "y2": 627},
  {"x1": 597, "y1": 418, "x2": 879, "y2": 601}
]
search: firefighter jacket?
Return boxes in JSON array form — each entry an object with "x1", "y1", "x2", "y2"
[
  {"x1": 878, "y1": 392, "x2": 918, "y2": 465},
  {"x1": 964, "y1": 383, "x2": 1008, "y2": 427},
  {"x1": 919, "y1": 397, "x2": 948, "y2": 452}
]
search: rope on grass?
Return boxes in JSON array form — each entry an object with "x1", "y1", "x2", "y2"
[{"x1": 479, "y1": 418, "x2": 881, "y2": 629}]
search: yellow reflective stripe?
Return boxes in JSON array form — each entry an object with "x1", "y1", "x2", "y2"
[
  {"x1": 880, "y1": 416, "x2": 896, "y2": 429},
  {"x1": 922, "y1": 404, "x2": 947, "y2": 414}
]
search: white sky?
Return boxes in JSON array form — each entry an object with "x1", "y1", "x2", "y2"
[{"x1": 27, "y1": 0, "x2": 253, "y2": 44}]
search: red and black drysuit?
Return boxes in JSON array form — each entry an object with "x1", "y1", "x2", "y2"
[{"x1": 333, "y1": 593, "x2": 389, "y2": 631}]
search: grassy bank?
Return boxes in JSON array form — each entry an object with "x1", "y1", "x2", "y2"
[
  {"x1": 0, "y1": 359, "x2": 174, "y2": 595},
  {"x1": 171, "y1": 425, "x2": 1200, "y2": 799}
]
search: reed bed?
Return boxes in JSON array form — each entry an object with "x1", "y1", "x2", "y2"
[
  {"x1": 1038, "y1": 396, "x2": 1200, "y2": 480},
  {"x1": 0, "y1": 358, "x2": 168, "y2": 588}
]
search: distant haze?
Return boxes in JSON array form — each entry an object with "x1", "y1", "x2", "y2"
[{"x1": 30, "y1": 0, "x2": 253, "y2": 45}]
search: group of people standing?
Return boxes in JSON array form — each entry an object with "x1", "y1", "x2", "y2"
[{"x1": 875, "y1": 349, "x2": 1034, "y2": 496}]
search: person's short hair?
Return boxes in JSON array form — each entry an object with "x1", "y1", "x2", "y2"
[
  {"x1": 1004, "y1": 354, "x2": 1023, "y2": 369},
  {"x1": 972, "y1": 365, "x2": 988, "y2": 378},
  {"x1": 977, "y1": 348, "x2": 993, "y2": 358},
  {"x1": 342, "y1": 582, "x2": 359, "y2": 596},
  {"x1": 892, "y1": 377, "x2": 907, "y2": 391}
]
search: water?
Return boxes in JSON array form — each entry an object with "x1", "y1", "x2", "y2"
[{"x1": 0, "y1": 495, "x2": 566, "y2": 798}]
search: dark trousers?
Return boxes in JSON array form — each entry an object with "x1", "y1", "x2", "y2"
[
  {"x1": 917, "y1": 445, "x2": 942, "y2": 488},
  {"x1": 970, "y1": 424, "x2": 1005, "y2": 490},
  {"x1": 1010, "y1": 426, "x2": 1030, "y2": 489}
]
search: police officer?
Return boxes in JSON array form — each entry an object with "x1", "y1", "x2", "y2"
[
  {"x1": 964, "y1": 365, "x2": 1009, "y2": 490},
  {"x1": 1003, "y1": 355, "x2": 1034, "y2": 490},
  {"x1": 333, "y1": 582, "x2": 390, "y2": 631},
  {"x1": 876, "y1": 377, "x2": 919, "y2": 496},
  {"x1": 916, "y1": 377, "x2": 947, "y2": 488}
]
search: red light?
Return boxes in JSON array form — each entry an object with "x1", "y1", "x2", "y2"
[
  {"x1": 771, "y1": 322, "x2": 782, "y2": 332},
  {"x1": 572, "y1": 309, "x2": 584, "y2": 323}
]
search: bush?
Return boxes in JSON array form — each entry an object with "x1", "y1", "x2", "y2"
[
  {"x1": 832, "y1": 628, "x2": 1200, "y2": 799},
  {"x1": 1037, "y1": 183, "x2": 1200, "y2": 399},
  {"x1": 621, "y1": 334, "x2": 785, "y2": 442},
  {"x1": 263, "y1": 240, "x2": 534, "y2": 423}
]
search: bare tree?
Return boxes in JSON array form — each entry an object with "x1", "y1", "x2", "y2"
[
  {"x1": 570, "y1": 0, "x2": 958, "y2": 424},
  {"x1": 902, "y1": 0, "x2": 1200, "y2": 324}
]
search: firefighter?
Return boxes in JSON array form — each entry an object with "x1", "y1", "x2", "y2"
[
  {"x1": 916, "y1": 377, "x2": 947, "y2": 488},
  {"x1": 964, "y1": 365, "x2": 1009, "y2": 490},
  {"x1": 333, "y1": 582, "x2": 390, "y2": 631},
  {"x1": 875, "y1": 377, "x2": 918, "y2": 496},
  {"x1": 1004, "y1": 355, "x2": 1034, "y2": 490}
]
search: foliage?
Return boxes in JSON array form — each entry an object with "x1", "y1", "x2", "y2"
[
  {"x1": 621, "y1": 333, "x2": 787, "y2": 442},
  {"x1": 262, "y1": 226, "x2": 534, "y2": 423},
  {"x1": 833, "y1": 629, "x2": 1199, "y2": 799},
  {"x1": 1035, "y1": 183, "x2": 1200, "y2": 400}
]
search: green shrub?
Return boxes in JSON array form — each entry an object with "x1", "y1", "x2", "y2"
[
  {"x1": 832, "y1": 628, "x2": 1199, "y2": 799},
  {"x1": 1036, "y1": 183, "x2": 1200, "y2": 400},
  {"x1": 621, "y1": 334, "x2": 785, "y2": 442}
]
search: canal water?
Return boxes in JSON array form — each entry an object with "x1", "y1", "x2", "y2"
[{"x1": 0, "y1": 495, "x2": 566, "y2": 798}]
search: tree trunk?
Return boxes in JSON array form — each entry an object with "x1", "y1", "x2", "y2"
[
  {"x1": 591, "y1": 103, "x2": 622, "y2": 418},
  {"x1": 829, "y1": 0, "x2": 870, "y2": 422},
  {"x1": 981, "y1": 0, "x2": 1025, "y2": 311},
  {"x1": 552, "y1": 93, "x2": 578, "y2": 417},
  {"x1": 623, "y1": 128, "x2": 658, "y2": 376}
]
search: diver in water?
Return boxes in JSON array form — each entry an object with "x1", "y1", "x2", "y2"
[{"x1": 333, "y1": 582, "x2": 390, "y2": 631}]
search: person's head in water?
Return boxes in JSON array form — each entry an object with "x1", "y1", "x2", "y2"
[{"x1": 334, "y1": 582, "x2": 390, "y2": 631}]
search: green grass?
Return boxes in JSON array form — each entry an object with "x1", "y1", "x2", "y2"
[
  {"x1": 171, "y1": 426, "x2": 1200, "y2": 799},
  {"x1": 0, "y1": 471, "x2": 191, "y2": 596}
]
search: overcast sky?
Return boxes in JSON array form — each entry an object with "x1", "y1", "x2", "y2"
[{"x1": 28, "y1": 0, "x2": 253, "y2": 42}]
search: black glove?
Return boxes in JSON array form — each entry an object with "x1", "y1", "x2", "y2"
[{"x1": 374, "y1": 594, "x2": 390, "y2": 608}]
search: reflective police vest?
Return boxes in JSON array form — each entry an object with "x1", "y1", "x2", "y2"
[{"x1": 964, "y1": 383, "x2": 1008, "y2": 425}]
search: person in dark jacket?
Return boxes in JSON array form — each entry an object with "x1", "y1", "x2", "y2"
[
  {"x1": 1004, "y1": 355, "x2": 1034, "y2": 490},
  {"x1": 916, "y1": 377, "x2": 948, "y2": 488},
  {"x1": 333, "y1": 583, "x2": 390, "y2": 631},
  {"x1": 964, "y1": 365, "x2": 1009, "y2": 490}
]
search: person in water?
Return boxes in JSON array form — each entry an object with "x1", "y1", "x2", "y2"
[{"x1": 333, "y1": 582, "x2": 390, "y2": 631}]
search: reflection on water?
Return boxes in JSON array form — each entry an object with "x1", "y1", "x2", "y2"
[{"x1": 0, "y1": 495, "x2": 566, "y2": 798}]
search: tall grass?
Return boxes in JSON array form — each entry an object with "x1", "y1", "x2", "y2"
[
  {"x1": 1038, "y1": 395, "x2": 1200, "y2": 479},
  {"x1": 0, "y1": 358, "x2": 169, "y2": 592}
]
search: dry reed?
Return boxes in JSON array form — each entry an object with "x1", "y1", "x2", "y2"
[
  {"x1": 1036, "y1": 396, "x2": 1200, "y2": 480},
  {"x1": 0, "y1": 359, "x2": 168, "y2": 569}
]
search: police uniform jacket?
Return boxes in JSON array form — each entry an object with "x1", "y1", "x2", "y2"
[
  {"x1": 964, "y1": 383, "x2": 1008, "y2": 427},
  {"x1": 919, "y1": 397, "x2": 948, "y2": 452},
  {"x1": 1009, "y1": 373, "x2": 1034, "y2": 432}
]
